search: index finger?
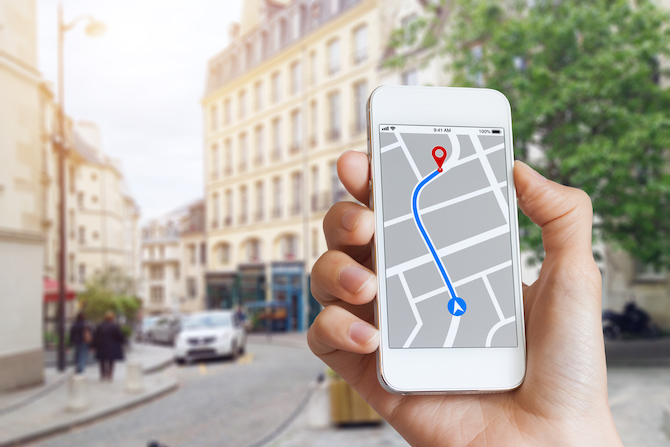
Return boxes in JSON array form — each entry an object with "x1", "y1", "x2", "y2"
[{"x1": 338, "y1": 151, "x2": 370, "y2": 205}]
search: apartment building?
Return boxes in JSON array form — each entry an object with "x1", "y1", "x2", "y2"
[
  {"x1": 140, "y1": 200, "x2": 206, "y2": 314},
  {"x1": 0, "y1": 0, "x2": 46, "y2": 391},
  {"x1": 202, "y1": 0, "x2": 437, "y2": 331}
]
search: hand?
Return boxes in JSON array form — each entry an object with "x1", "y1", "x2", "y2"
[{"x1": 308, "y1": 151, "x2": 622, "y2": 447}]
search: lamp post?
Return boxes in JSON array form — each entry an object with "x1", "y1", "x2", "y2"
[{"x1": 56, "y1": 3, "x2": 105, "y2": 372}]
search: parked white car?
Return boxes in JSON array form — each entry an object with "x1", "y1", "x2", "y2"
[{"x1": 173, "y1": 311, "x2": 246, "y2": 364}]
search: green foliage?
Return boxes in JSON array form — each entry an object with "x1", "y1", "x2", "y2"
[
  {"x1": 387, "y1": 0, "x2": 670, "y2": 267},
  {"x1": 78, "y1": 267, "x2": 142, "y2": 326}
]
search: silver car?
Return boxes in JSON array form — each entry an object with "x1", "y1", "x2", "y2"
[{"x1": 173, "y1": 311, "x2": 246, "y2": 364}]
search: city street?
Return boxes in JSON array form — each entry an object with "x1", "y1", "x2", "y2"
[{"x1": 28, "y1": 340, "x2": 325, "y2": 447}]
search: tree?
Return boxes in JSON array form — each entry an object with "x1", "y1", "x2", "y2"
[
  {"x1": 79, "y1": 267, "x2": 142, "y2": 325},
  {"x1": 386, "y1": 0, "x2": 670, "y2": 268}
]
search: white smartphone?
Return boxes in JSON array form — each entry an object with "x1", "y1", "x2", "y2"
[{"x1": 367, "y1": 86, "x2": 526, "y2": 394}]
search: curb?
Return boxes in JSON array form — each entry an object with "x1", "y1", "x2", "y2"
[
  {"x1": 247, "y1": 336, "x2": 308, "y2": 350},
  {"x1": 143, "y1": 357, "x2": 175, "y2": 375},
  {"x1": 0, "y1": 378, "x2": 179, "y2": 447}
]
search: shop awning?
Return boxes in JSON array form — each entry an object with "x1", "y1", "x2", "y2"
[{"x1": 43, "y1": 277, "x2": 77, "y2": 303}]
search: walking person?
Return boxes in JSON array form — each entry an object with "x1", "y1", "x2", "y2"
[
  {"x1": 93, "y1": 311, "x2": 125, "y2": 381},
  {"x1": 68, "y1": 312, "x2": 92, "y2": 374}
]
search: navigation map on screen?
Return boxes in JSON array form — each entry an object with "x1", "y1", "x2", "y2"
[{"x1": 378, "y1": 124, "x2": 518, "y2": 349}]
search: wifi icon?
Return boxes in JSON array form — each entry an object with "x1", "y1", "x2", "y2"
[{"x1": 390, "y1": 126, "x2": 396, "y2": 131}]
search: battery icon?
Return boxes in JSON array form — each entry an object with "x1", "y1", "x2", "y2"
[{"x1": 492, "y1": 129, "x2": 501, "y2": 134}]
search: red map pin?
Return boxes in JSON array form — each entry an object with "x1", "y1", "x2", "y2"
[{"x1": 432, "y1": 146, "x2": 447, "y2": 172}]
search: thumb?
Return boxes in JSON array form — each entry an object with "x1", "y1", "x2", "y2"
[{"x1": 514, "y1": 161, "x2": 594, "y2": 258}]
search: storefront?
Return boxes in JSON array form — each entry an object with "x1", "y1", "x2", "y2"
[
  {"x1": 271, "y1": 261, "x2": 305, "y2": 331},
  {"x1": 205, "y1": 271, "x2": 237, "y2": 309}
]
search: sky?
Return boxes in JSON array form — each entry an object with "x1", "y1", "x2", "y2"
[{"x1": 37, "y1": 0, "x2": 243, "y2": 221}]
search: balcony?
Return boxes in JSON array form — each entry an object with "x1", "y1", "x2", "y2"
[
  {"x1": 254, "y1": 154, "x2": 264, "y2": 166},
  {"x1": 352, "y1": 49, "x2": 368, "y2": 65},
  {"x1": 225, "y1": 166, "x2": 233, "y2": 176},
  {"x1": 239, "y1": 213, "x2": 248, "y2": 225},
  {"x1": 327, "y1": 63, "x2": 340, "y2": 76},
  {"x1": 289, "y1": 144, "x2": 301, "y2": 155},
  {"x1": 211, "y1": 220, "x2": 219, "y2": 229},
  {"x1": 224, "y1": 216, "x2": 232, "y2": 227},
  {"x1": 254, "y1": 210, "x2": 264, "y2": 222},
  {"x1": 272, "y1": 207, "x2": 282, "y2": 219},
  {"x1": 238, "y1": 162, "x2": 248, "y2": 173}
]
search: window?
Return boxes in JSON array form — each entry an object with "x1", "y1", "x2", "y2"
[
  {"x1": 328, "y1": 91, "x2": 341, "y2": 140},
  {"x1": 312, "y1": 228, "x2": 319, "y2": 258},
  {"x1": 290, "y1": 61, "x2": 301, "y2": 95},
  {"x1": 291, "y1": 110, "x2": 302, "y2": 153},
  {"x1": 69, "y1": 210, "x2": 76, "y2": 239},
  {"x1": 189, "y1": 244, "x2": 196, "y2": 265},
  {"x1": 329, "y1": 0, "x2": 340, "y2": 15},
  {"x1": 174, "y1": 264, "x2": 180, "y2": 280},
  {"x1": 159, "y1": 246, "x2": 165, "y2": 258},
  {"x1": 238, "y1": 90, "x2": 247, "y2": 119},
  {"x1": 246, "y1": 239, "x2": 261, "y2": 262},
  {"x1": 68, "y1": 165, "x2": 76, "y2": 193},
  {"x1": 353, "y1": 80, "x2": 367, "y2": 133},
  {"x1": 272, "y1": 118, "x2": 282, "y2": 160},
  {"x1": 78, "y1": 226, "x2": 86, "y2": 244},
  {"x1": 78, "y1": 263, "x2": 86, "y2": 284},
  {"x1": 240, "y1": 185, "x2": 248, "y2": 223},
  {"x1": 330, "y1": 160, "x2": 345, "y2": 202},
  {"x1": 310, "y1": 100, "x2": 318, "y2": 147},
  {"x1": 261, "y1": 31, "x2": 269, "y2": 58},
  {"x1": 212, "y1": 192, "x2": 220, "y2": 228},
  {"x1": 245, "y1": 41, "x2": 254, "y2": 68},
  {"x1": 291, "y1": 171, "x2": 303, "y2": 215},
  {"x1": 201, "y1": 242, "x2": 206, "y2": 265},
  {"x1": 353, "y1": 25, "x2": 368, "y2": 64},
  {"x1": 150, "y1": 286, "x2": 164, "y2": 304},
  {"x1": 211, "y1": 144, "x2": 219, "y2": 180},
  {"x1": 225, "y1": 189, "x2": 233, "y2": 226},
  {"x1": 150, "y1": 265, "x2": 164, "y2": 280},
  {"x1": 282, "y1": 235, "x2": 298, "y2": 259},
  {"x1": 224, "y1": 98, "x2": 232, "y2": 125},
  {"x1": 218, "y1": 244, "x2": 230, "y2": 264},
  {"x1": 254, "y1": 125, "x2": 264, "y2": 165},
  {"x1": 187, "y1": 277, "x2": 197, "y2": 298},
  {"x1": 271, "y1": 71, "x2": 281, "y2": 103},
  {"x1": 327, "y1": 39, "x2": 340, "y2": 75},
  {"x1": 210, "y1": 105, "x2": 218, "y2": 131},
  {"x1": 309, "y1": 51, "x2": 317, "y2": 85},
  {"x1": 273, "y1": 177, "x2": 282, "y2": 218},
  {"x1": 401, "y1": 69, "x2": 419, "y2": 86},
  {"x1": 311, "y1": 165, "x2": 320, "y2": 211},
  {"x1": 291, "y1": 9, "x2": 301, "y2": 39},
  {"x1": 279, "y1": 18, "x2": 288, "y2": 46},
  {"x1": 254, "y1": 81, "x2": 263, "y2": 111},
  {"x1": 239, "y1": 132, "x2": 248, "y2": 171},
  {"x1": 225, "y1": 139, "x2": 233, "y2": 175},
  {"x1": 255, "y1": 181, "x2": 264, "y2": 221}
]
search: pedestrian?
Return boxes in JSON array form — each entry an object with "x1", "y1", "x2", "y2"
[
  {"x1": 93, "y1": 311, "x2": 126, "y2": 382},
  {"x1": 68, "y1": 312, "x2": 92, "y2": 374}
]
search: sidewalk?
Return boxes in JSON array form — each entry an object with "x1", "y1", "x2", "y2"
[{"x1": 0, "y1": 343, "x2": 177, "y2": 447}]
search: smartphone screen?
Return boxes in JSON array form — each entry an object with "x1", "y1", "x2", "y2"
[{"x1": 378, "y1": 124, "x2": 517, "y2": 349}]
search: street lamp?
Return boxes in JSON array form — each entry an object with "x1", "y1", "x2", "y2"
[{"x1": 56, "y1": 3, "x2": 105, "y2": 373}]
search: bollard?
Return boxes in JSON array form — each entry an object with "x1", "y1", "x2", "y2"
[
  {"x1": 67, "y1": 374, "x2": 88, "y2": 412},
  {"x1": 308, "y1": 377, "x2": 330, "y2": 429},
  {"x1": 663, "y1": 405, "x2": 670, "y2": 438},
  {"x1": 125, "y1": 361, "x2": 144, "y2": 394}
]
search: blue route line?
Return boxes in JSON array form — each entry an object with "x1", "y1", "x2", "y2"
[{"x1": 411, "y1": 169, "x2": 458, "y2": 300}]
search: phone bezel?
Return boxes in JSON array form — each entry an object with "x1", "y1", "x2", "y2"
[{"x1": 368, "y1": 85, "x2": 526, "y2": 394}]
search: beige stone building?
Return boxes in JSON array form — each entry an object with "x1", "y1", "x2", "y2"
[
  {"x1": 0, "y1": 0, "x2": 45, "y2": 390},
  {"x1": 201, "y1": 0, "x2": 434, "y2": 331},
  {"x1": 140, "y1": 200, "x2": 206, "y2": 314},
  {"x1": 203, "y1": 0, "x2": 670, "y2": 333}
]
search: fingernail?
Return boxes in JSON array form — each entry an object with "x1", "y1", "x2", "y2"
[
  {"x1": 341, "y1": 208, "x2": 366, "y2": 231},
  {"x1": 339, "y1": 265, "x2": 373, "y2": 294},
  {"x1": 349, "y1": 321, "x2": 378, "y2": 345},
  {"x1": 516, "y1": 160, "x2": 546, "y2": 182}
]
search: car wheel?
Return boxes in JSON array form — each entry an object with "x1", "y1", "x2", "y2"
[
  {"x1": 239, "y1": 344, "x2": 245, "y2": 356},
  {"x1": 175, "y1": 357, "x2": 186, "y2": 366},
  {"x1": 230, "y1": 341, "x2": 239, "y2": 360}
]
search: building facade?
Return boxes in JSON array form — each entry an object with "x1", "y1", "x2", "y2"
[
  {"x1": 41, "y1": 119, "x2": 141, "y2": 335},
  {"x1": 140, "y1": 200, "x2": 206, "y2": 314},
  {"x1": 0, "y1": 0, "x2": 46, "y2": 390},
  {"x1": 202, "y1": 0, "x2": 433, "y2": 331}
]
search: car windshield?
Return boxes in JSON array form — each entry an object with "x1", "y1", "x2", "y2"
[{"x1": 183, "y1": 314, "x2": 231, "y2": 330}]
